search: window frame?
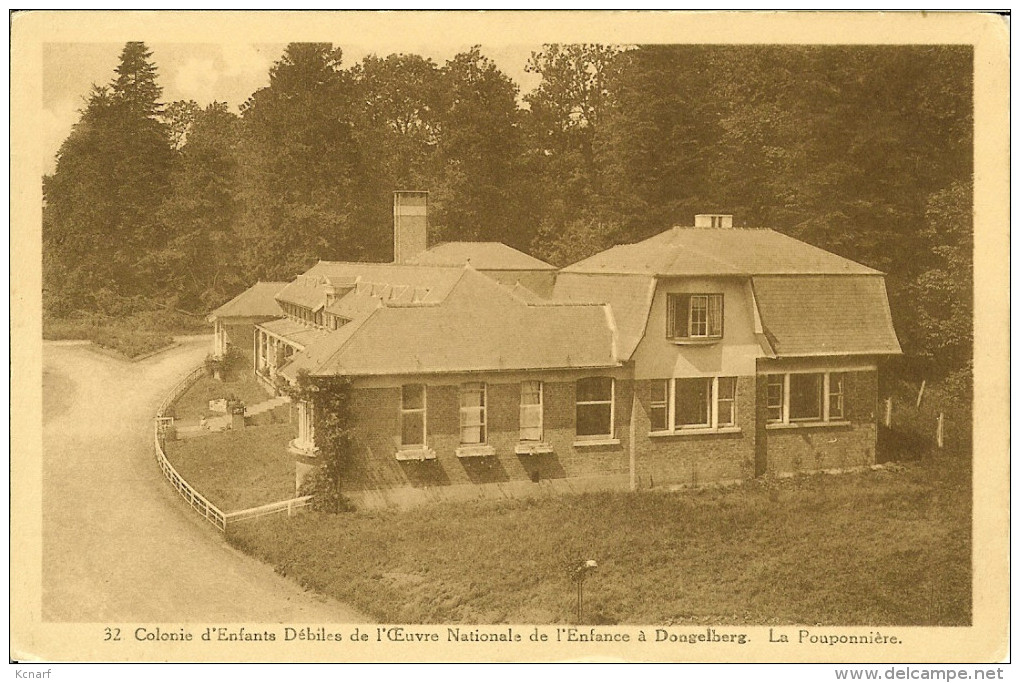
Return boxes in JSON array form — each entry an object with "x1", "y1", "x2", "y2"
[
  {"x1": 667, "y1": 293, "x2": 724, "y2": 341},
  {"x1": 575, "y1": 377, "x2": 615, "y2": 439},
  {"x1": 789, "y1": 372, "x2": 824, "y2": 423},
  {"x1": 400, "y1": 384, "x2": 427, "y2": 448},
  {"x1": 459, "y1": 382, "x2": 487, "y2": 445},
  {"x1": 649, "y1": 377, "x2": 739, "y2": 434},
  {"x1": 649, "y1": 379, "x2": 670, "y2": 432},
  {"x1": 519, "y1": 380, "x2": 544, "y2": 443},
  {"x1": 766, "y1": 372, "x2": 849, "y2": 426},
  {"x1": 827, "y1": 373, "x2": 845, "y2": 420},
  {"x1": 674, "y1": 377, "x2": 712, "y2": 429}
]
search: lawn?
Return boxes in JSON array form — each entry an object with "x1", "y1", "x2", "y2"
[
  {"x1": 228, "y1": 447, "x2": 971, "y2": 626},
  {"x1": 44, "y1": 309, "x2": 207, "y2": 359},
  {"x1": 169, "y1": 371, "x2": 272, "y2": 424},
  {"x1": 164, "y1": 423, "x2": 299, "y2": 512}
]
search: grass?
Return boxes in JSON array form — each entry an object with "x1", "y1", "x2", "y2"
[
  {"x1": 169, "y1": 371, "x2": 272, "y2": 423},
  {"x1": 228, "y1": 446, "x2": 971, "y2": 626},
  {"x1": 45, "y1": 317, "x2": 174, "y2": 359},
  {"x1": 44, "y1": 308, "x2": 211, "y2": 359},
  {"x1": 164, "y1": 423, "x2": 299, "y2": 512}
]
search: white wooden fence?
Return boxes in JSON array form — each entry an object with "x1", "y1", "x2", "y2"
[{"x1": 153, "y1": 364, "x2": 313, "y2": 533}]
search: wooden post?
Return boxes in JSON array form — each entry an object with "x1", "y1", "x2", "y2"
[
  {"x1": 916, "y1": 380, "x2": 926, "y2": 409},
  {"x1": 629, "y1": 391, "x2": 638, "y2": 491},
  {"x1": 937, "y1": 412, "x2": 945, "y2": 449},
  {"x1": 884, "y1": 397, "x2": 893, "y2": 427}
]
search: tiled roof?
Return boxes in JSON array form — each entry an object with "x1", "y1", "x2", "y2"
[
  {"x1": 411, "y1": 242, "x2": 557, "y2": 271},
  {"x1": 258, "y1": 317, "x2": 333, "y2": 351},
  {"x1": 752, "y1": 275, "x2": 901, "y2": 357},
  {"x1": 274, "y1": 261, "x2": 465, "y2": 311},
  {"x1": 562, "y1": 227, "x2": 881, "y2": 276},
  {"x1": 282, "y1": 267, "x2": 618, "y2": 378},
  {"x1": 207, "y1": 282, "x2": 288, "y2": 321},
  {"x1": 552, "y1": 273, "x2": 656, "y2": 360}
]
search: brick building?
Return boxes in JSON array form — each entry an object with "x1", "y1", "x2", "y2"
[{"x1": 209, "y1": 192, "x2": 901, "y2": 507}]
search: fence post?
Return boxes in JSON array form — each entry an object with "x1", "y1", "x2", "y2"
[
  {"x1": 937, "y1": 412, "x2": 945, "y2": 449},
  {"x1": 883, "y1": 397, "x2": 892, "y2": 427},
  {"x1": 916, "y1": 380, "x2": 926, "y2": 409}
]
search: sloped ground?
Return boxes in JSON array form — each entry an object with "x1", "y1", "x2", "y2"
[
  {"x1": 39, "y1": 338, "x2": 365, "y2": 623},
  {"x1": 231, "y1": 449, "x2": 970, "y2": 625}
]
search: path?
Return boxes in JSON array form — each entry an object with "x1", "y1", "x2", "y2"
[{"x1": 41, "y1": 337, "x2": 367, "y2": 623}]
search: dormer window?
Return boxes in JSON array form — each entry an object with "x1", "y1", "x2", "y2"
[{"x1": 667, "y1": 293, "x2": 723, "y2": 341}]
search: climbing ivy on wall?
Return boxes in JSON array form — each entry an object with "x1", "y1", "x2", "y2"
[{"x1": 287, "y1": 370, "x2": 356, "y2": 513}]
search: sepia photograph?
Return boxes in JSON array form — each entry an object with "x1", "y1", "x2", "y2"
[{"x1": 10, "y1": 10, "x2": 1009, "y2": 667}]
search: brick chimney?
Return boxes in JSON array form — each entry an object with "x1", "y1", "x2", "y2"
[
  {"x1": 393, "y1": 191, "x2": 428, "y2": 264},
  {"x1": 694, "y1": 214, "x2": 733, "y2": 228}
]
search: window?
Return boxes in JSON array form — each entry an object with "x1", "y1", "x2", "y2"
[
  {"x1": 650, "y1": 377, "x2": 739, "y2": 433},
  {"x1": 767, "y1": 372, "x2": 849, "y2": 425},
  {"x1": 675, "y1": 378, "x2": 711, "y2": 429},
  {"x1": 667, "y1": 293, "x2": 723, "y2": 340},
  {"x1": 766, "y1": 375, "x2": 784, "y2": 424},
  {"x1": 520, "y1": 381, "x2": 543, "y2": 442},
  {"x1": 400, "y1": 384, "x2": 426, "y2": 447},
  {"x1": 789, "y1": 373, "x2": 823, "y2": 422},
  {"x1": 828, "y1": 373, "x2": 845, "y2": 420},
  {"x1": 717, "y1": 377, "x2": 737, "y2": 427},
  {"x1": 459, "y1": 382, "x2": 487, "y2": 445},
  {"x1": 650, "y1": 380, "x2": 669, "y2": 432},
  {"x1": 576, "y1": 377, "x2": 614, "y2": 438}
]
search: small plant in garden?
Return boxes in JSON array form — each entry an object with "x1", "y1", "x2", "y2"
[{"x1": 285, "y1": 370, "x2": 356, "y2": 513}]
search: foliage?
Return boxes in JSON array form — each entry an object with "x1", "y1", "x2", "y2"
[
  {"x1": 42, "y1": 42, "x2": 973, "y2": 384},
  {"x1": 43, "y1": 315, "x2": 172, "y2": 359},
  {"x1": 287, "y1": 370, "x2": 356, "y2": 513}
]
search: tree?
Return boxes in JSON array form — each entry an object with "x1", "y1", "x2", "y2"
[
  {"x1": 147, "y1": 102, "x2": 244, "y2": 311},
  {"x1": 907, "y1": 180, "x2": 973, "y2": 377},
  {"x1": 43, "y1": 42, "x2": 173, "y2": 314},
  {"x1": 238, "y1": 43, "x2": 378, "y2": 278},
  {"x1": 163, "y1": 99, "x2": 201, "y2": 150},
  {"x1": 524, "y1": 44, "x2": 624, "y2": 241},
  {"x1": 429, "y1": 47, "x2": 531, "y2": 247}
]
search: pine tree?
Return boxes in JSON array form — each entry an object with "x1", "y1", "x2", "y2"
[{"x1": 42, "y1": 42, "x2": 173, "y2": 314}]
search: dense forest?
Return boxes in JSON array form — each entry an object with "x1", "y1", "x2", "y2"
[{"x1": 43, "y1": 42, "x2": 972, "y2": 383}]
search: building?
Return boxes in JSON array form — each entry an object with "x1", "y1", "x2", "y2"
[{"x1": 208, "y1": 192, "x2": 901, "y2": 507}]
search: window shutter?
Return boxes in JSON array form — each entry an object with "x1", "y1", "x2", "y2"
[{"x1": 668, "y1": 294, "x2": 690, "y2": 338}]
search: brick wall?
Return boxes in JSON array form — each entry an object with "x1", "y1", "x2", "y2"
[
  {"x1": 331, "y1": 369, "x2": 880, "y2": 502},
  {"x1": 338, "y1": 376, "x2": 630, "y2": 495},
  {"x1": 631, "y1": 376, "x2": 756, "y2": 489},
  {"x1": 762, "y1": 370, "x2": 878, "y2": 474}
]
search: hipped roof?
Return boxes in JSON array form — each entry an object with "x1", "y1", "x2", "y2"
[
  {"x1": 411, "y1": 242, "x2": 557, "y2": 271},
  {"x1": 281, "y1": 267, "x2": 618, "y2": 379},
  {"x1": 207, "y1": 282, "x2": 288, "y2": 321},
  {"x1": 562, "y1": 227, "x2": 881, "y2": 276}
]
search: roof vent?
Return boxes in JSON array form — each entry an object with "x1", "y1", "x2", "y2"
[{"x1": 694, "y1": 214, "x2": 733, "y2": 228}]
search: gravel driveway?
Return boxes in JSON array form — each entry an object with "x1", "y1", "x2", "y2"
[{"x1": 41, "y1": 337, "x2": 367, "y2": 623}]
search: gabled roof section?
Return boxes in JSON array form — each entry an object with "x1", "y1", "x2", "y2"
[
  {"x1": 562, "y1": 227, "x2": 881, "y2": 276},
  {"x1": 207, "y1": 282, "x2": 288, "y2": 321},
  {"x1": 752, "y1": 275, "x2": 901, "y2": 357},
  {"x1": 552, "y1": 273, "x2": 656, "y2": 360},
  {"x1": 410, "y1": 242, "x2": 556, "y2": 271},
  {"x1": 284, "y1": 267, "x2": 618, "y2": 378}
]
